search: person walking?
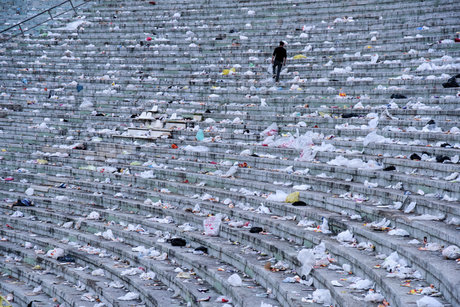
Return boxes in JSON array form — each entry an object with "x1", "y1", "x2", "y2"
[{"x1": 272, "y1": 41, "x2": 287, "y2": 83}]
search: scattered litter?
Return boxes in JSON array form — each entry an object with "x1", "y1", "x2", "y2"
[
  {"x1": 388, "y1": 229, "x2": 409, "y2": 236},
  {"x1": 312, "y1": 289, "x2": 332, "y2": 305},
  {"x1": 203, "y1": 215, "x2": 222, "y2": 236},
  {"x1": 441, "y1": 245, "x2": 460, "y2": 259},
  {"x1": 92, "y1": 269, "x2": 104, "y2": 276},
  {"x1": 87, "y1": 211, "x2": 100, "y2": 220},
  {"x1": 416, "y1": 296, "x2": 443, "y2": 307},
  {"x1": 285, "y1": 191, "x2": 299, "y2": 203},
  {"x1": 170, "y1": 238, "x2": 186, "y2": 247},
  {"x1": 349, "y1": 279, "x2": 373, "y2": 290},
  {"x1": 118, "y1": 292, "x2": 140, "y2": 301},
  {"x1": 228, "y1": 273, "x2": 243, "y2": 287},
  {"x1": 46, "y1": 248, "x2": 64, "y2": 259}
]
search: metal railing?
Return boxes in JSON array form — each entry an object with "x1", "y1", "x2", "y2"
[{"x1": 0, "y1": 0, "x2": 91, "y2": 42}]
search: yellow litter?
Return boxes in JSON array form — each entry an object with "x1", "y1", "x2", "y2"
[
  {"x1": 293, "y1": 54, "x2": 307, "y2": 60},
  {"x1": 0, "y1": 296, "x2": 12, "y2": 307},
  {"x1": 285, "y1": 191, "x2": 300, "y2": 203},
  {"x1": 222, "y1": 67, "x2": 236, "y2": 75}
]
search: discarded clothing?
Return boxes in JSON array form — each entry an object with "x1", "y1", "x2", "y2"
[
  {"x1": 292, "y1": 201, "x2": 307, "y2": 206},
  {"x1": 170, "y1": 238, "x2": 186, "y2": 246},
  {"x1": 249, "y1": 226, "x2": 263, "y2": 233},
  {"x1": 390, "y1": 93, "x2": 407, "y2": 99},
  {"x1": 442, "y1": 74, "x2": 460, "y2": 88}
]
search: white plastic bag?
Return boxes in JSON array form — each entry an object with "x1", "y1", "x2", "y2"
[
  {"x1": 442, "y1": 245, "x2": 460, "y2": 259},
  {"x1": 266, "y1": 63, "x2": 273, "y2": 75},
  {"x1": 312, "y1": 289, "x2": 332, "y2": 305},
  {"x1": 228, "y1": 273, "x2": 242, "y2": 287},
  {"x1": 25, "y1": 187, "x2": 34, "y2": 196},
  {"x1": 87, "y1": 211, "x2": 100, "y2": 220},
  {"x1": 46, "y1": 248, "x2": 64, "y2": 259},
  {"x1": 336, "y1": 230, "x2": 354, "y2": 242},
  {"x1": 118, "y1": 292, "x2": 140, "y2": 301},
  {"x1": 416, "y1": 296, "x2": 442, "y2": 307},
  {"x1": 91, "y1": 269, "x2": 104, "y2": 276},
  {"x1": 266, "y1": 190, "x2": 288, "y2": 202},
  {"x1": 261, "y1": 123, "x2": 278, "y2": 136},
  {"x1": 297, "y1": 249, "x2": 315, "y2": 277},
  {"x1": 350, "y1": 279, "x2": 373, "y2": 290},
  {"x1": 102, "y1": 229, "x2": 115, "y2": 241},
  {"x1": 203, "y1": 215, "x2": 221, "y2": 236}
]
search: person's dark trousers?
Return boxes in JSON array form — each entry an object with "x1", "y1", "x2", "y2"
[{"x1": 272, "y1": 60, "x2": 283, "y2": 82}]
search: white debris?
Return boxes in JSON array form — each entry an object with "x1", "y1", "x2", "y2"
[
  {"x1": 62, "y1": 221, "x2": 73, "y2": 228},
  {"x1": 336, "y1": 230, "x2": 354, "y2": 243},
  {"x1": 312, "y1": 289, "x2": 332, "y2": 305},
  {"x1": 297, "y1": 249, "x2": 315, "y2": 276},
  {"x1": 442, "y1": 245, "x2": 460, "y2": 260},
  {"x1": 87, "y1": 211, "x2": 100, "y2": 220},
  {"x1": 91, "y1": 269, "x2": 105, "y2": 276},
  {"x1": 362, "y1": 131, "x2": 392, "y2": 146},
  {"x1": 349, "y1": 279, "x2": 373, "y2": 290},
  {"x1": 409, "y1": 214, "x2": 444, "y2": 221},
  {"x1": 228, "y1": 273, "x2": 243, "y2": 287},
  {"x1": 102, "y1": 229, "x2": 116, "y2": 241},
  {"x1": 183, "y1": 145, "x2": 209, "y2": 152},
  {"x1": 79, "y1": 98, "x2": 93, "y2": 109},
  {"x1": 223, "y1": 165, "x2": 238, "y2": 178},
  {"x1": 331, "y1": 280, "x2": 343, "y2": 287},
  {"x1": 266, "y1": 190, "x2": 288, "y2": 202},
  {"x1": 140, "y1": 271, "x2": 156, "y2": 280},
  {"x1": 404, "y1": 201, "x2": 416, "y2": 214},
  {"x1": 25, "y1": 187, "x2": 34, "y2": 196},
  {"x1": 327, "y1": 155, "x2": 382, "y2": 170},
  {"x1": 139, "y1": 170, "x2": 154, "y2": 179},
  {"x1": 32, "y1": 285, "x2": 42, "y2": 293},
  {"x1": 416, "y1": 296, "x2": 443, "y2": 307},
  {"x1": 293, "y1": 184, "x2": 311, "y2": 190},
  {"x1": 261, "y1": 123, "x2": 278, "y2": 136},
  {"x1": 11, "y1": 211, "x2": 24, "y2": 218},
  {"x1": 118, "y1": 292, "x2": 140, "y2": 301},
  {"x1": 364, "y1": 291, "x2": 384, "y2": 302},
  {"x1": 46, "y1": 248, "x2": 64, "y2": 259},
  {"x1": 342, "y1": 263, "x2": 351, "y2": 273},
  {"x1": 388, "y1": 229, "x2": 409, "y2": 236},
  {"x1": 121, "y1": 267, "x2": 143, "y2": 276}
]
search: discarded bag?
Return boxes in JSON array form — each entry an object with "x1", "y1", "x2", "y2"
[
  {"x1": 293, "y1": 54, "x2": 307, "y2": 60},
  {"x1": 442, "y1": 74, "x2": 460, "y2": 88},
  {"x1": 285, "y1": 191, "x2": 299, "y2": 203},
  {"x1": 57, "y1": 255, "x2": 76, "y2": 262},
  {"x1": 292, "y1": 201, "x2": 307, "y2": 206},
  {"x1": 436, "y1": 155, "x2": 450, "y2": 163},
  {"x1": 203, "y1": 215, "x2": 221, "y2": 236},
  {"x1": 170, "y1": 238, "x2": 186, "y2": 246},
  {"x1": 222, "y1": 68, "x2": 235, "y2": 75},
  {"x1": 228, "y1": 273, "x2": 243, "y2": 287},
  {"x1": 249, "y1": 226, "x2": 263, "y2": 233},
  {"x1": 196, "y1": 129, "x2": 204, "y2": 141},
  {"x1": 342, "y1": 113, "x2": 357, "y2": 118},
  {"x1": 194, "y1": 246, "x2": 208, "y2": 254},
  {"x1": 14, "y1": 198, "x2": 33, "y2": 207},
  {"x1": 390, "y1": 93, "x2": 407, "y2": 99},
  {"x1": 383, "y1": 165, "x2": 396, "y2": 171}
]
